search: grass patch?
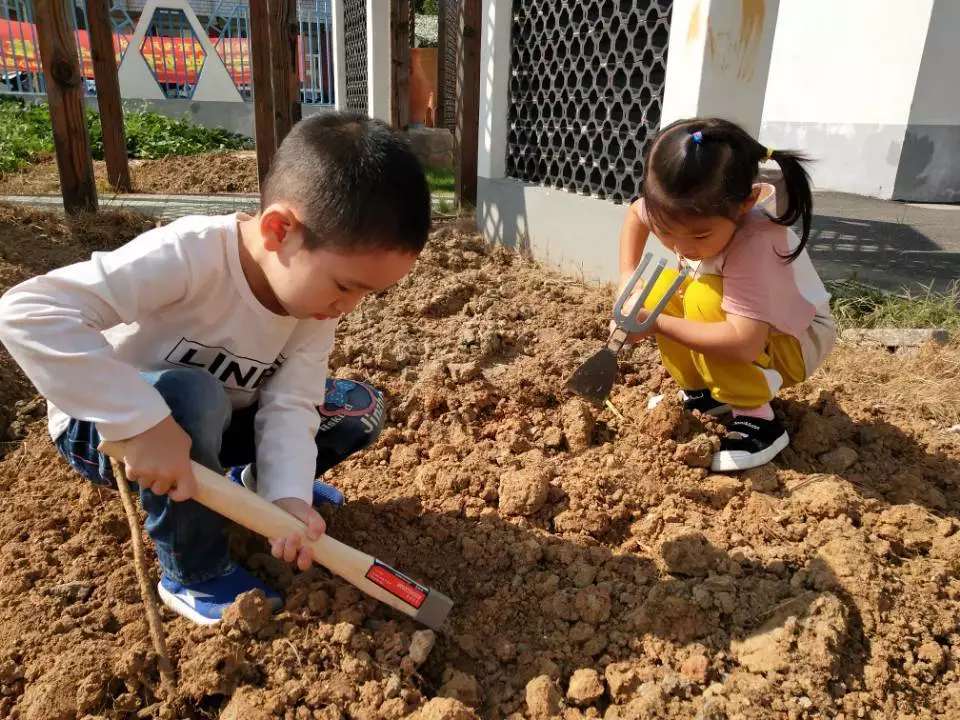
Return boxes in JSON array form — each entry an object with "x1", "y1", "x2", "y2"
[
  {"x1": 435, "y1": 199, "x2": 456, "y2": 215},
  {"x1": 0, "y1": 99, "x2": 53, "y2": 173},
  {"x1": 828, "y1": 278, "x2": 960, "y2": 337},
  {"x1": 425, "y1": 165, "x2": 454, "y2": 196},
  {"x1": 0, "y1": 96, "x2": 251, "y2": 174}
]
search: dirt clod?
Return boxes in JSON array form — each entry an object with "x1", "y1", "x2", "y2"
[
  {"x1": 498, "y1": 468, "x2": 551, "y2": 516},
  {"x1": 526, "y1": 675, "x2": 563, "y2": 717},
  {"x1": 221, "y1": 589, "x2": 273, "y2": 635},
  {"x1": 438, "y1": 669, "x2": 482, "y2": 707},
  {"x1": 411, "y1": 697, "x2": 480, "y2": 720},
  {"x1": 675, "y1": 434, "x2": 719, "y2": 468},
  {"x1": 679, "y1": 654, "x2": 711, "y2": 684},
  {"x1": 744, "y1": 463, "x2": 780, "y2": 493},
  {"x1": 561, "y1": 399, "x2": 595, "y2": 453},
  {"x1": 567, "y1": 668, "x2": 605, "y2": 706},
  {"x1": 819, "y1": 445, "x2": 859, "y2": 472},
  {"x1": 409, "y1": 629, "x2": 437, "y2": 666}
]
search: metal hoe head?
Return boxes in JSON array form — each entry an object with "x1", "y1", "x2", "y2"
[{"x1": 567, "y1": 253, "x2": 689, "y2": 403}]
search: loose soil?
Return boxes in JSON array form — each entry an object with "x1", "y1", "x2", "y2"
[
  {"x1": 0, "y1": 152, "x2": 259, "y2": 197},
  {"x1": 0, "y1": 206, "x2": 958, "y2": 720}
]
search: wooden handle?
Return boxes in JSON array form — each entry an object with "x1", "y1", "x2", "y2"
[{"x1": 97, "y1": 440, "x2": 450, "y2": 625}]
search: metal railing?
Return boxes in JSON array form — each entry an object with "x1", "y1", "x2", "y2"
[{"x1": 0, "y1": 0, "x2": 335, "y2": 104}]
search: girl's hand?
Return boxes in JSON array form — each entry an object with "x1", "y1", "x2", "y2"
[
  {"x1": 270, "y1": 497, "x2": 326, "y2": 571},
  {"x1": 614, "y1": 287, "x2": 656, "y2": 343}
]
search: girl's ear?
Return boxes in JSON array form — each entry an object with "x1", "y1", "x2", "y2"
[{"x1": 738, "y1": 186, "x2": 762, "y2": 217}]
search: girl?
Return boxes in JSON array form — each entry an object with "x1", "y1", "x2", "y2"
[{"x1": 618, "y1": 117, "x2": 835, "y2": 471}]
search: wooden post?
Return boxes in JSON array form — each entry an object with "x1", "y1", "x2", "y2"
[
  {"x1": 249, "y1": 0, "x2": 276, "y2": 187},
  {"x1": 270, "y1": 0, "x2": 300, "y2": 146},
  {"x1": 390, "y1": 0, "x2": 410, "y2": 129},
  {"x1": 34, "y1": 0, "x2": 98, "y2": 213},
  {"x1": 455, "y1": 0, "x2": 480, "y2": 205},
  {"x1": 436, "y1": 0, "x2": 448, "y2": 129},
  {"x1": 86, "y1": 0, "x2": 131, "y2": 192}
]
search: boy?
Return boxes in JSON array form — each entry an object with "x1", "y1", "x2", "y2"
[{"x1": 0, "y1": 113, "x2": 431, "y2": 625}]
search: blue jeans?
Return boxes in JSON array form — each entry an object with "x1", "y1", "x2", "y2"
[{"x1": 54, "y1": 368, "x2": 385, "y2": 584}]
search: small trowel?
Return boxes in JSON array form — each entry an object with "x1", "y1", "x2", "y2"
[{"x1": 567, "y1": 253, "x2": 689, "y2": 403}]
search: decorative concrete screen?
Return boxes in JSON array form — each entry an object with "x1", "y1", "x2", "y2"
[
  {"x1": 441, "y1": 0, "x2": 462, "y2": 132},
  {"x1": 343, "y1": 0, "x2": 368, "y2": 113},
  {"x1": 506, "y1": 0, "x2": 673, "y2": 203}
]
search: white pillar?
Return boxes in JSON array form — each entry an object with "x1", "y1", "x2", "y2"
[
  {"x1": 660, "y1": 0, "x2": 780, "y2": 136},
  {"x1": 331, "y1": 0, "x2": 348, "y2": 111},
  {"x1": 477, "y1": 0, "x2": 513, "y2": 179},
  {"x1": 366, "y1": 0, "x2": 391, "y2": 122}
]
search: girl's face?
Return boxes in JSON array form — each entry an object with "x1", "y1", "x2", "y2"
[
  {"x1": 650, "y1": 214, "x2": 739, "y2": 261},
  {"x1": 649, "y1": 187, "x2": 762, "y2": 262}
]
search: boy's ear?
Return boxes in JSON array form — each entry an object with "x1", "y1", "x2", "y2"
[{"x1": 260, "y1": 205, "x2": 298, "y2": 252}]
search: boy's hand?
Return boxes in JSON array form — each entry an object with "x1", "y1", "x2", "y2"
[
  {"x1": 121, "y1": 415, "x2": 197, "y2": 501},
  {"x1": 271, "y1": 498, "x2": 326, "y2": 571}
]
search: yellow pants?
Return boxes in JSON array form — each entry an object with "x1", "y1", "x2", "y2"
[{"x1": 642, "y1": 269, "x2": 806, "y2": 409}]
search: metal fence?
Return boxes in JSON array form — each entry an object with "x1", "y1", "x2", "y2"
[{"x1": 0, "y1": 0, "x2": 335, "y2": 104}]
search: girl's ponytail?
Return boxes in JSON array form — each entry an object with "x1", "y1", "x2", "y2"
[{"x1": 768, "y1": 148, "x2": 813, "y2": 262}]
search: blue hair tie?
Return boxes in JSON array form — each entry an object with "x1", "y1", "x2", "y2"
[{"x1": 691, "y1": 130, "x2": 703, "y2": 144}]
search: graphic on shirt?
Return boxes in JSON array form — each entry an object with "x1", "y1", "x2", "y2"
[{"x1": 165, "y1": 338, "x2": 284, "y2": 392}]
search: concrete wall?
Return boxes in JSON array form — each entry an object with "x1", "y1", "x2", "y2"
[
  {"x1": 893, "y1": 0, "x2": 960, "y2": 201},
  {"x1": 759, "y1": 0, "x2": 935, "y2": 199},
  {"x1": 477, "y1": 177, "x2": 672, "y2": 284},
  {"x1": 662, "y1": 0, "x2": 780, "y2": 136}
]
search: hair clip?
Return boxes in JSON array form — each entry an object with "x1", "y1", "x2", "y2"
[
  {"x1": 763, "y1": 146, "x2": 774, "y2": 161},
  {"x1": 691, "y1": 130, "x2": 703, "y2": 144}
]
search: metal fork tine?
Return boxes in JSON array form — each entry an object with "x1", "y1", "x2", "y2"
[
  {"x1": 612, "y1": 253, "x2": 652, "y2": 320},
  {"x1": 641, "y1": 267, "x2": 689, "y2": 329},
  {"x1": 612, "y1": 254, "x2": 690, "y2": 334},
  {"x1": 614, "y1": 261, "x2": 663, "y2": 325}
]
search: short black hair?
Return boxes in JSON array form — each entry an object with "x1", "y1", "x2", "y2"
[{"x1": 262, "y1": 112, "x2": 431, "y2": 254}]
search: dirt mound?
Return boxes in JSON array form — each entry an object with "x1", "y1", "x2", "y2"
[
  {"x1": 0, "y1": 212, "x2": 958, "y2": 718},
  {"x1": 132, "y1": 152, "x2": 258, "y2": 195},
  {"x1": 0, "y1": 152, "x2": 258, "y2": 197}
]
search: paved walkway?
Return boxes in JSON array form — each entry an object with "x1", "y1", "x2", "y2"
[
  {"x1": 2, "y1": 193, "x2": 259, "y2": 222},
  {"x1": 1, "y1": 190, "x2": 457, "y2": 223},
  {"x1": 2, "y1": 190, "x2": 956, "y2": 293},
  {"x1": 810, "y1": 192, "x2": 960, "y2": 293}
]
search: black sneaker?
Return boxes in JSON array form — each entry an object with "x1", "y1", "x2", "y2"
[
  {"x1": 681, "y1": 389, "x2": 731, "y2": 417},
  {"x1": 711, "y1": 416, "x2": 789, "y2": 471}
]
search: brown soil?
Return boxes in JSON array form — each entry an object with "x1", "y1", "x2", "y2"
[
  {"x1": 0, "y1": 152, "x2": 259, "y2": 197},
  {"x1": 0, "y1": 208, "x2": 958, "y2": 719}
]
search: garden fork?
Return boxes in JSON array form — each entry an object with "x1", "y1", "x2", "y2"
[{"x1": 567, "y1": 253, "x2": 689, "y2": 403}]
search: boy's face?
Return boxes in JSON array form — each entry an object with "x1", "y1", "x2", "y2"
[{"x1": 258, "y1": 207, "x2": 418, "y2": 320}]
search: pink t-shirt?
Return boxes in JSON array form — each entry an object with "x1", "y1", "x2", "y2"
[{"x1": 635, "y1": 185, "x2": 836, "y2": 372}]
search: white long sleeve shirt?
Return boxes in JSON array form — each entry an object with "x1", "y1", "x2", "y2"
[{"x1": 0, "y1": 214, "x2": 336, "y2": 505}]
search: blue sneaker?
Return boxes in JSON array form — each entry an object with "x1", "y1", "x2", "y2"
[
  {"x1": 229, "y1": 464, "x2": 345, "y2": 507},
  {"x1": 157, "y1": 565, "x2": 282, "y2": 626}
]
